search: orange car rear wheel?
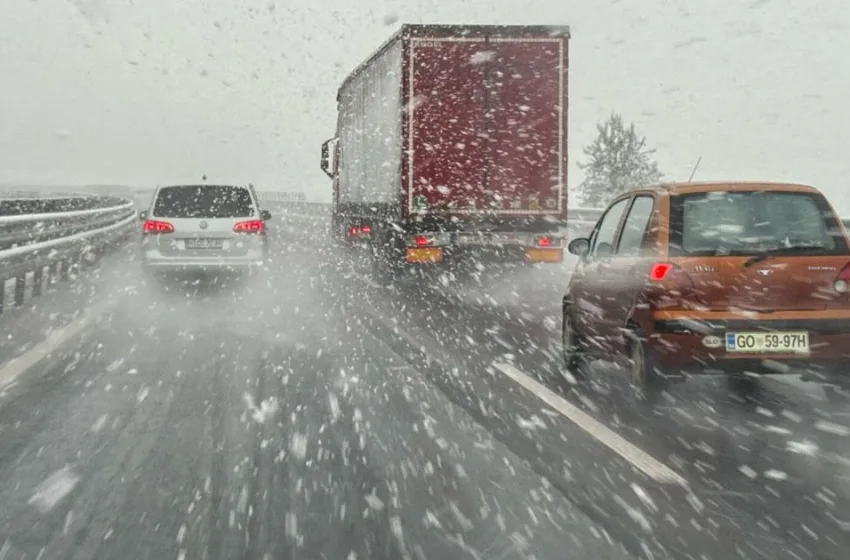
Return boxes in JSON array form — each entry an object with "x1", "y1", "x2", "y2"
[
  {"x1": 562, "y1": 311, "x2": 589, "y2": 382},
  {"x1": 626, "y1": 326, "x2": 664, "y2": 392}
]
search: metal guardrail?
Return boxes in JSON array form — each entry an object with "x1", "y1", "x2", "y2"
[{"x1": 0, "y1": 195, "x2": 137, "y2": 314}]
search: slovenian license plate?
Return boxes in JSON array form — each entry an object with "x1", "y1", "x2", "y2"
[
  {"x1": 186, "y1": 238, "x2": 223, "y2": 250},
  {"x1": 725, "y1": 331, "x2": 809, "y2": 354}
]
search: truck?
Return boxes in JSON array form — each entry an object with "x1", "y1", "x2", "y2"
[{"x1": 320, "y1": 24, "x2": 570, "y2": 282}]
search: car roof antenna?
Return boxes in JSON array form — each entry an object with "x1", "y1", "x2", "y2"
[{"x1": 687, "y1": 156, "x2": 702, "y2": 182}]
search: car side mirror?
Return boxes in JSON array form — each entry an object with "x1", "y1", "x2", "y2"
[
  {"x1": 320, "y1": 138, "x2": 335, "y2": 179},
  {"x1": 139, "y1": 210, "x2": 148, "y2": 221},
  {"x1": 568, "y1": 237, "x2": 590, "y2": 256},
  {"x1": 260, "y1": 209, "x2": 272, "y2": 221},
  {"x1": 595, "y1": 242, "x2": 614, "y2": 259}
]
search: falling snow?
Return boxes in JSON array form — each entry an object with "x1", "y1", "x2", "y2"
[
  {"x1": 1, "y1": 12, "x2": 847, "y2": 560},
  {"x1": 28, "y1": 467, "x2": 80, "y2": 513}
]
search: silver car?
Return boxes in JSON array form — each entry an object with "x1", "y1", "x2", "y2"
[{"x1": 139, "y1": 184, "x2": 271, "y2": 274}]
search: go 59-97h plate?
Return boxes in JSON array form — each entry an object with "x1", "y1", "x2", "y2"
[{"x1": 725, "y1": 331, "x2": 809, "y2": 354}]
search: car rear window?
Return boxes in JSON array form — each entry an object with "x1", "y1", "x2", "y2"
[
  {"x1": 153, "y1": 185, "x2": 254, "y2": 218},
  {"x1": 669, "y1": 190, "x2": 848, "y2": 257}
]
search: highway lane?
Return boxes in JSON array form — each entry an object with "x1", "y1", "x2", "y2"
[
  {"x1": 331, "y1": 247, "x2": 850, "y2": 559},
  {"x1": 0, "y1": 228, "x2": 630, "y2": 560},
  {"x1": 0, "y1": 217, "x2": 848, "y2": 558}
]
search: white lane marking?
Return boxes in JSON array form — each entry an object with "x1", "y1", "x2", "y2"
[
  {"x1": 0, "y1": 301, "x2": 109, "y2": 390},
  {"x1": 493, "y1": 361, "x2": 688, "y2": 486}
]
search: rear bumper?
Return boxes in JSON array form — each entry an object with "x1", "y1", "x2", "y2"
[
  {"x1": 142, "y1": 257, "x2": 266, "y2": 272},
  {"x1": 647, "y1": 310, "x2": 850, "y2": 371}
]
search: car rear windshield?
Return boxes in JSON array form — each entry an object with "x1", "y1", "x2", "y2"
[
  {"x1": 153, "y1": 185, "x2": 254, "y2": 218},
  {"x1": 669, "y1": 190, "x2": 848, "y2": 257}
]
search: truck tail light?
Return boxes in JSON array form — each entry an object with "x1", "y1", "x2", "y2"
[
  {"x1": 233, "y1": 220, "x2": 265, "y2": 233},
  {"x1": 407, "y1": 233, "x2": 447, "y2": 247},
  {"x1": 347, "y1": 225, "x2": 372, "y2": 238},
  {"x1": 834, "y1": 263, "x2": 850, "y2": 293},
  {"x1": 143, "y1": 220, "x2": 174, "y2": 234}
]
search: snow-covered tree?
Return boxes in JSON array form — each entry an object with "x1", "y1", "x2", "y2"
[{"x1": 577, "y1": 114, "x2": 663, "y2": 207}]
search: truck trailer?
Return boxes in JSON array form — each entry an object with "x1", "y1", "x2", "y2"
[{"x1": 320, "y1": 24, "x2": 570, "y2": 281}]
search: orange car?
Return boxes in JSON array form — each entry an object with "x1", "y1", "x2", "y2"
[{"x1": 562, "y1": 182, "x2": 850, "y2": 393}]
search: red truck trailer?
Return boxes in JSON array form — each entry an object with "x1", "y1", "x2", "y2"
[{"x1": 320, "y1": 24, "x2": 570, "y2": 281}]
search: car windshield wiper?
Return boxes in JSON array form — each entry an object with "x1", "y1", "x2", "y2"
[{"x1": 743, "y1": 245, "x2": 828, "y2": 267}]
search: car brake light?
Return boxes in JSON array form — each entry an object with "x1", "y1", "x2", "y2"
[
  {"x1": 361, "y1": 225, "x2": 371, "y2": 234},
  {"x1": 415, "y1": 235, "x2": 431, "y2": 247},
  {"x1": 649, "y1": 263, "x2": 674, "y2": 281},
  {"x1": 233, "y1": 220, "x2": 264, "y2": 233},
  {"x1": 649, "y1": 262, "x2": 693, "y2": 285},
  {"x1": 143, "y1": 220, "x2": 174, "y2": 234},
  {"x1": 537, "y1": 236, "x2": 552, "y2": 247},
  {"x1": 835, "y1": 263, "x2": 850, "y2": 293}
]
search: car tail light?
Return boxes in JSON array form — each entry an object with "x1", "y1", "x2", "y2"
[
  {"x1": 348, "y1": 226, "x2": 360, "y2": 237},
  {"x1": 536, "y1": 236, "x2": 552, "y2": 247},
  {"x1": 835, "y1": 263, "x2": 850, "y2": 293},
  {"x1": 361, "y1": 225, "x2": 371, "y2": 234},
  {"x1": 647, "y1": 262, "x2": 696, "y2": 309},
  {"x1": 648, "y1": 262, "x2": 694, "y2": 288},
  {"x1": 233, "y1": 220, "x2": 265, "y2": 233},
  {"x1": 143, "y1": 220, "x2": 174, "y2": 234},
  {"x1": 415, "y1": 235, "x2": 431, "y2": 247},
  {"x1": 649, "y1": 263, "x2": 674, "y2": 281}
]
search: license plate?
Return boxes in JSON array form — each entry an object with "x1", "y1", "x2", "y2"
[
  {"x1": 186, "y1": 238, "x2": 223, "y2": 250},
  {"x1": 526, "y1": 248, "x2": 562, "y2": 263},
  {"x1": 406, "y1": 247, "x2": 443, "y2": 263},
  {"x1": 725, "y1": 331, "x2": 809, "y2": 354}
]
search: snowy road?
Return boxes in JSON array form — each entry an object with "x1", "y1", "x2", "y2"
[{"x1": 0, "y1": 220, "x2": 848, "y2": 559}]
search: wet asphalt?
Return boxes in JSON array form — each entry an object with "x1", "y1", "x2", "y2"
[{"x1": 0, "y1": 217, "x2": 847, "y2": 559}]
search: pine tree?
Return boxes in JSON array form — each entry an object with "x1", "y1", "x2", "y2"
[{"x1": 577, "y1": 114, "x2": 663, "y2": 207}]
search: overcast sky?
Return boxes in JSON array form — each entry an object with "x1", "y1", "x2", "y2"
[{"x1": 1, "y1": 0, "x2": 848, "y2": 209}]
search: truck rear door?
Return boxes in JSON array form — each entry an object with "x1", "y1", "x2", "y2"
[
  {"x1": 408, "y1": 33, "x2": 566, "y2": 218},
  {"x1": 483, "y1": 39, "x2": 564, "y2": 215},
  {"x1": 409, "y1": 40, "x2": 487, "y2": 213}
]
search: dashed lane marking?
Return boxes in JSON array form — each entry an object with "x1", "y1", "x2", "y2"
[
  {"x1": 493, "y1": 361, "x2": 689, "y2": 486},
  {"x1": 0, "y1": 301, "x2": 110, "y2": 390}
]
